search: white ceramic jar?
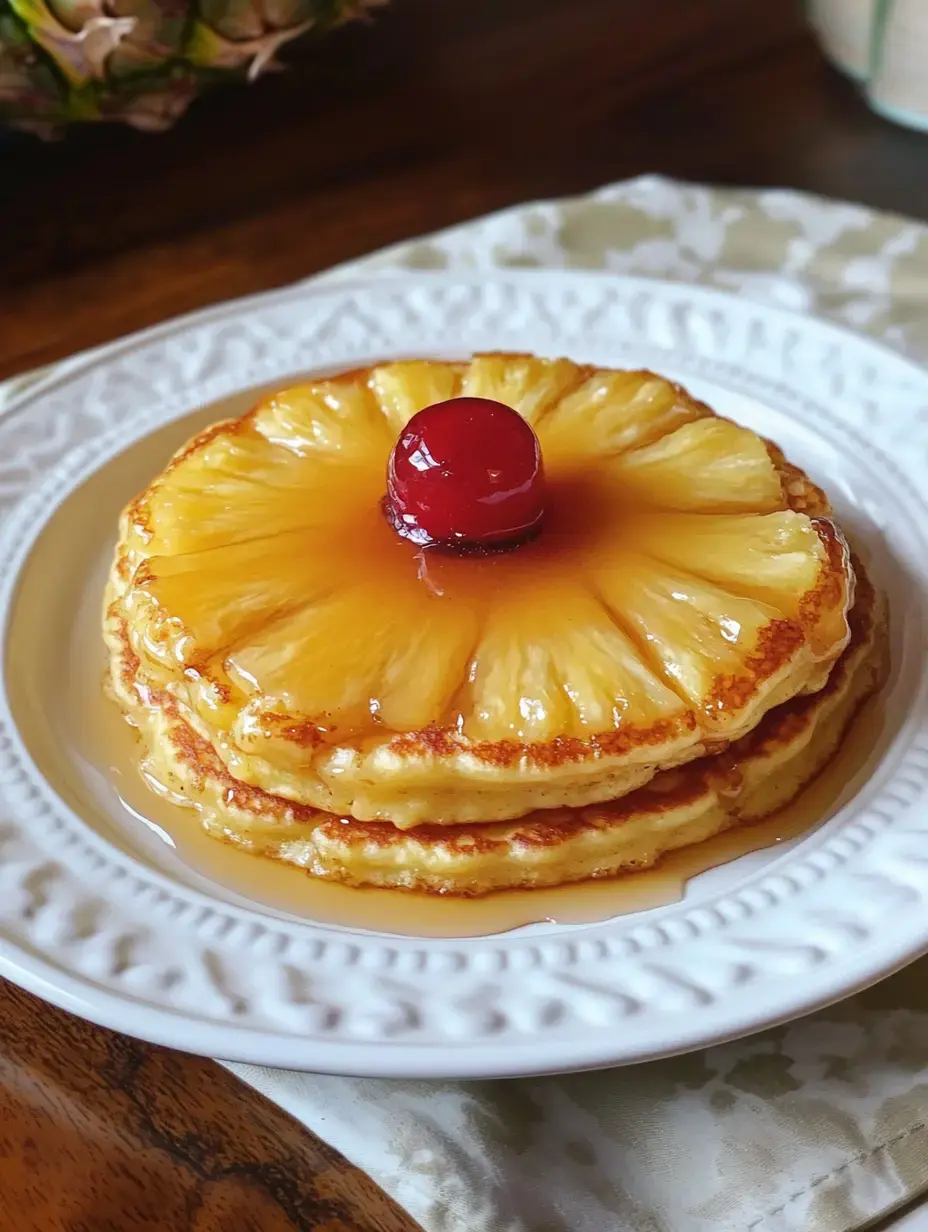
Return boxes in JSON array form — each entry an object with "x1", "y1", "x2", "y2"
[{"x1": 808, "y1": 0, "x2": 928, "y2": 131}]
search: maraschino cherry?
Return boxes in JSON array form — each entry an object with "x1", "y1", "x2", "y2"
[{"x1": 385, "y1": 396, "x2": 545, "y2": 549}]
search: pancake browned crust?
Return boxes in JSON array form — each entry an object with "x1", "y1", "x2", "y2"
[
  {"x1": 105, "y1": 357, "x2": 855, "y2": 828},
  {"x1": 106, "y1": 558, "x2": 885, "y2": 896}
]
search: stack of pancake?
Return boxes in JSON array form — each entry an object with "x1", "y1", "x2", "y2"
[{"x1": 104, "y1": 356, "x2": 887, "y2": 895}]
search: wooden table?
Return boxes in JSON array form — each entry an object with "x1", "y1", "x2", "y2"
[{"x1": 1, "y1": 2, "x2": 926, "y2": 1228}]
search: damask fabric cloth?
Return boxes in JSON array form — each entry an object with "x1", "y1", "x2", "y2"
[{"x1": 4, "y1": 177, "x2": 926, "y2": 1232}]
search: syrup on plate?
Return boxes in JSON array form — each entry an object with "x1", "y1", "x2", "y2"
[{"x1": 79, "y1": 655, "x2": 883, "y2": 938}]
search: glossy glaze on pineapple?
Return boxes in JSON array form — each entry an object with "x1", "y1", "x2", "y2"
[{"x1": 106, "y1": 356, "x2": 854, "y2": 827}]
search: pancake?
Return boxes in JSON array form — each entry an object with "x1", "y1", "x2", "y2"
[
  {"x1": 105, "y1": 356, "x2": 855, "y2": 828},
  {"x1": 106, "y1": 558, "x2": 885, "y2": 896}
]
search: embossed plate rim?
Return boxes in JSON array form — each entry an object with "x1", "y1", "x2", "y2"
[{"x1": 0, "y1": 270, "x2": 927, "y2": 1077}]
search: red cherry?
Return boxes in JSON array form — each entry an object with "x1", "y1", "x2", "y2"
[{"x1": 385, "y1": 397, "x2": 545, "y2": 549}]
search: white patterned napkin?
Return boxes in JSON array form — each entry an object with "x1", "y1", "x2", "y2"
[{"x1": 7, "y1": 176, "x2": 927, "y2": 1232}]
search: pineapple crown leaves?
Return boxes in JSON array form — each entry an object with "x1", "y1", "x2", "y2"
[
  {"x1": 0, "y1": 9, "x2": 72, "y2": 129},
  {"x1": 186, "y1": 15, "x2": 312, "y2": 81},
  {"x1": 1, "y1": 0, "x2": 384, "y2": 131},
  {"x1": 8, "y1": 0, "x2": 136, "y2": 84}
]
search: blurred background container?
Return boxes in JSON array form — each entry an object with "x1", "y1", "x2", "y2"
[{"x1": 809, "y1": 0, "x2": 928, "y2": 131}]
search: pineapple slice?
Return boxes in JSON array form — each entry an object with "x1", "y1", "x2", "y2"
[
  {"x1": 595, "y1": 552, "x2": 809, "y2": 723},
  {"x1": 225, "y1": 582, "x2": 478, "y2": 736},
  {"x1": 461, "y1": 583, "x2": 688, "y2": 744},
  {"x1": 611, "y1": 418, "x2": 785, "y2": 512},
  {"x1": 459, "y1": 354, "x2": 586, "y2": 425},
  {"x1": 252, "y1": 379, "x2": 392, "y2": 460},
  {"x1": 369, "y1": 361, "x2": 464, "y2": 433},
  {"x1": 539, "y1": 369, "x2": 707, "y2": 464},
  {"x1": 135, "y1": 531, "x2": 334, "y2": 657},
  {"x1": 625, "y1": 511, "x2": 850, "y2": 659},
  {"x1": 128, "y1": 424, "x2": 383, "y2": 558}
]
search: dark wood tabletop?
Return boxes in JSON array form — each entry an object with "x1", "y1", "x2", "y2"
[{"x1": 1, "y1": 1, "x2": 926, "y2": 1228}]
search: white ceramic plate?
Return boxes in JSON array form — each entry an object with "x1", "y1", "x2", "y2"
[{"x1": 1, "y1": 271, "x2": 927, "y2": 1078}]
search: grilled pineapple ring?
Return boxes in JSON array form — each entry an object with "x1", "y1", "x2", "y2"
[{"x1": 105, "y1": 356, "x2": 854, "y2": 827}]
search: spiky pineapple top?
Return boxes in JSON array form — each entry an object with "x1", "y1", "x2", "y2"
[
  {"x1": 1, "y1": 0, "x2": 383, "y2": 135},
  {"x1": 105, "y1": 355, "x2": 854, "y2": 828}
]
